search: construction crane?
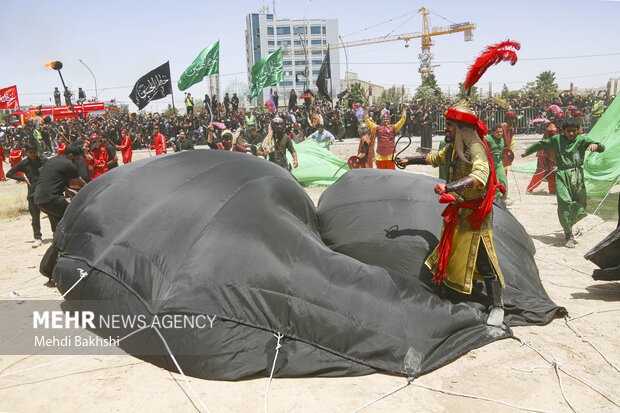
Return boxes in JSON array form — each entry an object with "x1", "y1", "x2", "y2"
[{"x1": 283, "y1": 7, "x2": 475, "y2": 80}]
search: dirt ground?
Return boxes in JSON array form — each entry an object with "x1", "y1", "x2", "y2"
[{"x1": 0, "y1": 135, "x2": 618, "y2": 412}]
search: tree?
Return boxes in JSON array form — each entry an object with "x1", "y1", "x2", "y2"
[
  {"x1": 501, "y1": 84, "x2": 520, "y2": 100},
  {"x1": 533, "y1": 70, "x2": 558, "y2": 100},
  {"x1": 415, "y1": 73, "x2": 443, "y2": 102},
  {"x1": 164, "y1": 104, "x2": 178, "y2": 116},
  {"x1": 377, "y1": 88, "x2": 403, "y2": 108},
  {"x1": 456, "y1": 82, "x2": 478, "y2": 101},
  {"x1": 349, "y1": 82, "x2": 367, "y2": 105}
]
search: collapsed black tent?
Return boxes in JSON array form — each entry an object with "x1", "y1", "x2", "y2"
[
  {"x1": 584, "y1": 227, "x2": 620, "y2": 280},
  {"x1": 44, "y1": 150, "x2": 565, "y2": 380}
]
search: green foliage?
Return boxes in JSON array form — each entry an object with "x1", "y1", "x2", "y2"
[
  {"x1": 457, "y1": 82, "x2": 478, "y2": 101},
  {"x1": 501, "y1": 84, "x2": 520, "y2": 100},
  {"x1": 415, "y1": 73, "x2": 443, "y2": 102},
  {"x1": 377, "y1": 89, "x2": 403, "y2": 108},
  {"x1": 521, "y1": 71, "x2": 558, "y2": 99},
  {"x1": 349, "y1": 82, "x2": 367, "y2": 105},
  {"x1": 164, "y1": 104, "x2": 179, "y2": 116}
]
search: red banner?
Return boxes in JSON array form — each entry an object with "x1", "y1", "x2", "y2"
[{"x1": 0, "y1": 85, "x2": 20, "y2": 109}]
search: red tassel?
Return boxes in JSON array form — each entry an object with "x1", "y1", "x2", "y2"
[{"x1": 464, "y1": 40, "x2": 520, "y2": 91}]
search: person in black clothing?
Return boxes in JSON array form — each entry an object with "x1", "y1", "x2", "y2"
[
  {"x1": 223, "y1": 93, "x2": 231, "y2": 116},
  {"x1": 34, "y1": 145, "x2": 86, "y2": 233},
  {"x1": 72, "y1": 139, "x2": 92, "y2": 183},
  {"x1": 174, "y1": 131, "x2": 194, "y2": 152},
  {"x1": 273, "y1": 91, "x2": 279, "y2": 109},
  {"x1": 102, "y1": 136, "x2": 118, "y2": 169},
  {"x1": 6, "y1": 143, "x2": 48, "y2": 247},
  {"x1": 53, "y1": 87, "x2": 61, "y2": 106},
  {"x1": 231, "y1": 93, "x2": 239, "y2": 114},
  {"x1": 288, "y1": 89, "x2": 297, "y2": 111}
]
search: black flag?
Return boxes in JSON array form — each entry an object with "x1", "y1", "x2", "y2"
[
  {"x1": 129, "y1": 62, "x2": 172, "y2": 110},
  {"x1": 316, "y1": 46, "x2": 331, "y2": 98}
]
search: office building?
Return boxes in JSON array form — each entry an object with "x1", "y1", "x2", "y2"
[{"x1": 245, "y1": 10, "x2": 340, "y2": 105}]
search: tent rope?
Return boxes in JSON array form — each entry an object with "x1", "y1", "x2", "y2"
[
  {"x1": 0, "y1": 326, "x2": 148, "y2": 378},
  {"x1": 353, "y1": 376, "x2": 555, "y2": 413},
  {"x1": 519, "y1": 338, "x2": 620, "y2": 408},
  {"x1": 564, "y1": 316, "x2": 620, "y2": 374},
  {"x1": 0, "y1": 269, "x2": 91, "y2": 351},
  {"x1": 152, "y1": 326, "x2": 210, "y2": 413},
  {"x1": 409, "y1": 382, "x2": 555, "y2": 413},
  {"x1": 264, "y1": 332, "x2": 283, "y2": 413},
  {"x1": 592, "y1": 175, "x2": 620, "y2": 216},
  {"x1": 352, "y1": 378, "x2": 412, "y2": 412},
  {"x1": 553, "y1": 358, "x2": 581, "y2": 413},
  {"x1": 61, "y1": 267, "x2": 90, "y2": 298}
]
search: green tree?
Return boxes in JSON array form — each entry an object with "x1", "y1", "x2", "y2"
[
  {"x1": 457, "y1": 82, "x2": 478, "y2": 101},
  {"x1": 164, "y1": 104, "x2": 178, "y2": 116},
  {"x1": 349, "y1": 82, "x2": 367, "y2": 105},
  {"x1": 377, "y1": 88, "x2": 403, "y2": 108},
  {"x1": 415, "y1": 73, "x2": 443, "y2": 102},
  {"x1": 533, "y1": 70, "x2": 559, "y2": 99},
  {"x1": 500, "y1": 84, "x2": 520, "y2": 100}
]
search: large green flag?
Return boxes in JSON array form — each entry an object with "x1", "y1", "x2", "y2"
[
  {"x1": 177, "y1": 41, "x2": 219, "y2": 91},
  {"x1": 249, "y1": 48, "x2": 283, "y2": 99},
  {"x1": 584, "y1": 94, "x2": 620, "y2": 197}
]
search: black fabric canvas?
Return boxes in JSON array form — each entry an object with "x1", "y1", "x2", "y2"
[{"x1": 44, "y1": 150, "x2": 565, "y2": 380}]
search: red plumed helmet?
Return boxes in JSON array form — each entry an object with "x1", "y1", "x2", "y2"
[
  {"x1": 505, "y1": 110, "x2": 516, "y2": 117},
  {"x1": 572, "y1": 110, "x2": 582, "y2": 117},
  {"x1": 464, "y1": 40, "x2": 521, "y2": 92}
]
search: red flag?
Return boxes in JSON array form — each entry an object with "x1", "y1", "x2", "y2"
[{"x1": 0, "y1": 85, "x2": 20, "y2": 109}]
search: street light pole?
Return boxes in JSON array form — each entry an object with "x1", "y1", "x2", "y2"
[{"x1": 79, "y1": 59, "x2": 98, "y2": 101}]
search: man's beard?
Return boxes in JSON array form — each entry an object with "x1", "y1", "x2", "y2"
[{"x1": 454, "y1": 126, "x2": 482, "y2": 164}]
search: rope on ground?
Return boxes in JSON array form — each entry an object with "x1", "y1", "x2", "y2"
[
  {"x1": 0, "y1": 275, "x2": 42, "y2": 295},
  {"x1": 409, "y1": 381, "x2": 555, "y2": 413},
  {"x1": 553, "y1": 359, "x2": 581, "y2": 413},
  {"x1": 541, "y1": 278, "x2": 620, "y2": 292},
  {"x1": 152, "y1": 326, "x2": 209, "y2": 413},
  {"x1": 352, "y1": 378, "x2": 412, "y2": 412},
  {"x1": 264, "y1": 332, "x2": 284, "y2": 413},
  {"x1": 534, "y1": 256, "x2": 592, "y2": 276},
  {"x1": 0, "y1": 270, "x2": 91, "y2": 352},
  {"x1": 519, "y1": 338, "x2": 620, "y2": 408},
  {"x1": 0, "y1": 325, "x2": 148, "y2": 378},
  {"x1": 568, "y1": 304, "x2": 620, "y2": 321},
  {"x1": 565, "y1": 316, "x2": 620, "y2": 374}
]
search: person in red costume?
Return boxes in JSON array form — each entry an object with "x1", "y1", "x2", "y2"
[
  {"x1": 398, "y1": 106, "x2": 506, "y2": 326},
  {"x1": 149, "y1": 126, "x2": 167, "y2": 155},
  {"x1": 86, "y1": 135, "x2": 109, "y2": 179},
  {"x1": 116, "y1": 129, "x2": 133, "y2": 164},
  {"x1": 363, "y1": 103, "x2": 407, "y2": 170},
  {"x1": 56, "y1": 137, "x2": 67, "y2": 156},
  {"x1": 397, "y1": 39, "x2": 521, "y2": 327},
  {"x1": 0, "y1": 143, "x2": 6, "y2": 181},
  {"x1": 9, "y1": 144, "x2": 24, "y2": 180},
  {"x1": 526, "y1": 114, "x2": 561, "y2": 194}
]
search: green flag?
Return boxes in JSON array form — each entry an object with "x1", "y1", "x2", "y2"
[
  {"x1": 249, "y1": 48, "x2": 283, "y2": 99},
  {"x1": 177, "y1": 41, "x2": 219, "y2": 91}
]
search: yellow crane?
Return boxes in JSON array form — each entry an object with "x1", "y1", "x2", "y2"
[{"x1": 283, "y1": 7, "x2": 475, "y2": 80}]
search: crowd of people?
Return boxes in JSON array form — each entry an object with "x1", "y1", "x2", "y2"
[
  {"x1": 0, "y1": 79, "x2": 615, "y2": 329},
  {"x1": 0, "y1": 88, "x2": 614, "y2": 257}
]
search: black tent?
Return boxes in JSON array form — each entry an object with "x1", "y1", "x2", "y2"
[{"x1": 44, "y1": 150, "x2": 565, "y2": 380}]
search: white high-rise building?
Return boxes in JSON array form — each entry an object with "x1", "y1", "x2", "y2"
[{"x1": 245, "y1": 10, "x2": 340, "y2": 106}]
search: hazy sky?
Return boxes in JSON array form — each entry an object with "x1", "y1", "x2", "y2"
[{"x1": 2, "y1": 0, "x2": 619, "y2": 111}]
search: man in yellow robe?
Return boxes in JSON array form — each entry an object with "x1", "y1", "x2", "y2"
[{"x1": 398, "y1": 106, "x2": 506, "y2": 326}]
